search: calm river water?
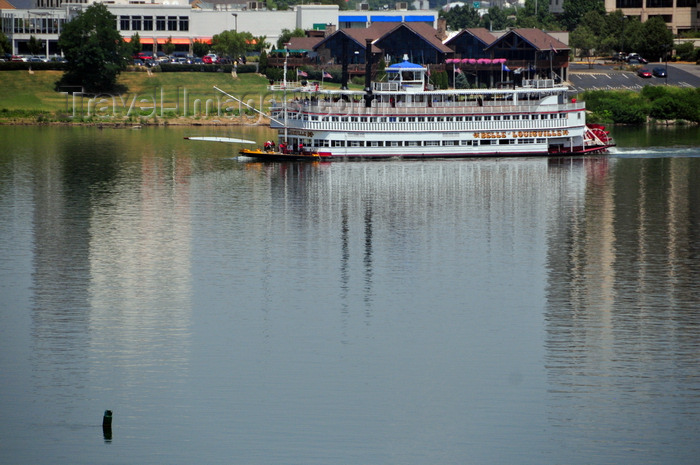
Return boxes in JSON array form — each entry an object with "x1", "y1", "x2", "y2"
[{"x1": 1, "y1": 125, "x2": 699, "y2": 465}]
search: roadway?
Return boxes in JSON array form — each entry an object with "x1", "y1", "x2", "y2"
[{"x1": 568, "y1": 62, "x2": 700, "y2": 91}]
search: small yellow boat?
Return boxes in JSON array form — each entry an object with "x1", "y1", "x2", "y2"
[{"x1": 239, "y1": 148, "x2": 327, "y2": 161}]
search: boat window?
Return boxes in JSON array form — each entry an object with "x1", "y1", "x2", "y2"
[
  {"x1": 406, "y1": 141, "x2": 419, "y2": 146},
  {"x1": 536, "y1": 138, "x2": 546, "y2": 143},
  {"x1": 461, "y1": 140, "x2": 474, "y2": 146},
  {"x1": 499, "y1": 139, "x2": 514, "y2": 145},
  {"x1": 475, "y1": 116, "x2": 482, "y2": 121},
  {"x1": 465, "y1": 117, "x2": 473, "y2": 122},
  {"x1": 512, "y1": 115, "x2": 519, "y2": 120},
  {"x1": 311, "y1": 116, "x2": 318, "y2": 121},
  {"x1": 442, "y1": 141, "x2": 458, "y2": 146},
  {"x1": 399, "y1": 117, "x2": 406, "y2": 122},
  {"x1": 332, "y1": 116, "x2": 339, "y2": 122},
  {"x1": 480, "y1": 140, "x2": 492, "y2": 145},
  {"x1": 407, "y1": 117, "x2": 416, "y2": 122},
  {"x1": 493, "y1": 116, "x2": 500, "y2": 121},
  {"x1": 522, "y1": 115, "x2": 529, "y2": 120},
  {"x1": 425, "y1": 141, "x2": 440, "y2": 146},
  {"x1": 503, "y1": 115, "x2": 510, "y2": 121},
  {"x1": 436, "y1": 117, "x2": 445, "y2": 122},
  {"x1": 388, "y1": 141, "x2": 402, "y2": 147},
  {"x1": 351, "y1": 117, "x2": 358, "y2": 122},
  {"x1": 427, "y1": 117, "x2": 435, "y2": 122},
  {"x1": 484, "y1": 116, "x2": 491, "y2": 121},
  {"x1": 361, "y1": 117, "x2": 368, "y2": 122},
  {"x1": 350, "y1": 141, "x2": 364, "y2": 147},
  {"x1": 417, "y1": 117, "x2": 425, "y2": 122},
  {"x1": 455, "y1": 116, "x2": 463, "y2": 122},
  {"x1": 550, "y1": 114, "x2": 556, "y2": 119},
  {"x1": 378, "y1": 117, "x2": 387, "y2": 122},
  {"x1": 369, "y1": 141, "x2": 384, "y2": 147}
]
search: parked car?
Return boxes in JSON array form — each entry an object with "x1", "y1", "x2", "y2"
[
  {"x1": 612, "y1": 52, "x2": 627, "y2": 62},
  {"x1": 627, "y1": 54, "x2": 648, "y2": 64},
  {"x1": 637, "y1": 68, "x2": 652, "y2": 78},
  {"x1": 652, "y1": 67, "x2": 667, "y2": 78}
]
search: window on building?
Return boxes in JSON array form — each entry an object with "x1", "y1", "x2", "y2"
[
  {"x1": 167, "y1": 16, "x2": 177, "y2": 31},
  {"x1": 156, "y1": 16, "x2": 166, "y2": 31},
  {"x1": 131, "y1": 16, "x2": 141, "y2": 31},
  {"x1": 120, "y1": 16, "x2": 130, "y2": 31},
  {"x1": 179, "y1": 16, "x2": 189, "y2": 31},
  {"x1": 143, "y1": 16, "x2": 153, "y2": 30}
]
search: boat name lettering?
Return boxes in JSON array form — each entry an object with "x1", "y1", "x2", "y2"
[{"x1": 473, "y1": 130, "x2": 570, "y2": 139}]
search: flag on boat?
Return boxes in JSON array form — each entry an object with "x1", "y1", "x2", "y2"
[
  {"x1": 297, "y1": 69, "x2": 308, "y2": 77},
  {"x1": 323, "y1": 71, "x2": 332, "y2": 79},
  {"x1": 502, "y1": 64, "x2": 511, "y2": 72}
]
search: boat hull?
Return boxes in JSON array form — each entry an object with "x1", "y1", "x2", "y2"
[{"x1": 239, "y1": 148, "x2": 326, "y2": 161}]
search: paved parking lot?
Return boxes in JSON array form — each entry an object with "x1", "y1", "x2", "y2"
[{"x1": 568, "y1": 62, "x2": 700, "y2": 91}]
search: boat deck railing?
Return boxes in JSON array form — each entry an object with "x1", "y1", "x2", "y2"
[{"x1": 272, "y1": 101, "x2": 585, "y2": 117}]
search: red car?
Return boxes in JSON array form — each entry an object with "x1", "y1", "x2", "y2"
[{"x1": 637, "y1": 68, "x2": 652, "y2": 78}]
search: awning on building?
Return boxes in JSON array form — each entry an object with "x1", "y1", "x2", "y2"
[
  {"x1": 338, "y1": 15, "x2": 367, "y2": 22},
  {"x1": 370, "y1": 16, "x2": 402, "y2": 22}
]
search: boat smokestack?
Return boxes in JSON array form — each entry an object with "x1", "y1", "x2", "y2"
[{"x1": 364, "y1": 38, "x2": 373, "y2": 108}]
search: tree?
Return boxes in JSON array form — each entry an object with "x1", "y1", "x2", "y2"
[
  {"x1": 439, "y1": 5, "x2": 480, "y2": 30},
  {"x1": 57, "y1": 3, "x2": 128, "y2": 92},
  {"x1": 640, "y1": 17, "x2": 673, "y2": 62},
  {"x1": 276, "y1": 28, "x2": 305, "y2": 50},
  {"x1": 27, "y1": 35, "x2": 43, "y2": 56},
  {"x1": 561, "y1": 0, "x2": 605, "y2": 31},
  {"x1": 0, "y1": 31, "x2": 11, "y2": 56},
  {"x1": 192, "y1": 39, "x2": 209, "y2": 58},
  {"x1": 130, "y1": 32, "x2": 142, "y2": 56},
  {"x1": 455, "y1": 70, "x2": 468, "y2": 89},
  {"x1": 211, "y1": 30, "x2": 247, "y2": 59},
  {"x1": 480, "y1": 6, "x2": 515, "y2": 31},
  {"x1": 570, "y1": 25, "x2": 597, "y2": 67},
  {"x1": 162, "y1": 36, "x2": 175, "y2": 56},
  {"x1": 258, "y1": 49, "x2": 268, "y2": 74}
]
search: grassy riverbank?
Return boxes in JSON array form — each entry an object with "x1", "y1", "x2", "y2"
[
  {"x1": 0, "y1": 70, "x2": 291, "y2": 125},
  {"x1": 1, "y1": 69, "x2": 698, "y2": 126}
]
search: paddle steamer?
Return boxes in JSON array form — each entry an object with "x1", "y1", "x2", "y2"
[{"x1": 263, "y1": 59, "x2": 613, "y2": 159}]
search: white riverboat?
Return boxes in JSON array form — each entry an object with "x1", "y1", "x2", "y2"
[{"x1": 264, "y1": 60, "x2": 613, "y2": 159}]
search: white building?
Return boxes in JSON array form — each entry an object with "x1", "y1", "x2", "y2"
[{"x1": 1, "y1": 0, "x2": 438, "y2": 56}]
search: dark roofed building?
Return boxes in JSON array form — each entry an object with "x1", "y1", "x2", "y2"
[
  {"x1": 485, "y1": 29, "x2": 570, "y2": 82},
  {"x1": 445, "y1": 28, "x2": 496, "y2": 59},
  {"x1": 315, "y1": 21, "x2": 451, "y2": 66}
]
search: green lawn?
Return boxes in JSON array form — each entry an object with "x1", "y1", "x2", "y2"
[
  {"x1": 0, "y1": 70, "x2": 285, "y2": 121},
  {"x1": 0, "y1": 69, "x2": 355, "y2": 122}
]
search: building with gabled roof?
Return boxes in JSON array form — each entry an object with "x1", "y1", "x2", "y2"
[
  {"x1": 315, "y1": 21, "x2": 451, "y2": 65},
  {"x1": 485, "y1": 28, "x2": 570, "y2": 82},
  {"x1": 444, "y1": 28, "x2": 497, "y2": 59}
]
